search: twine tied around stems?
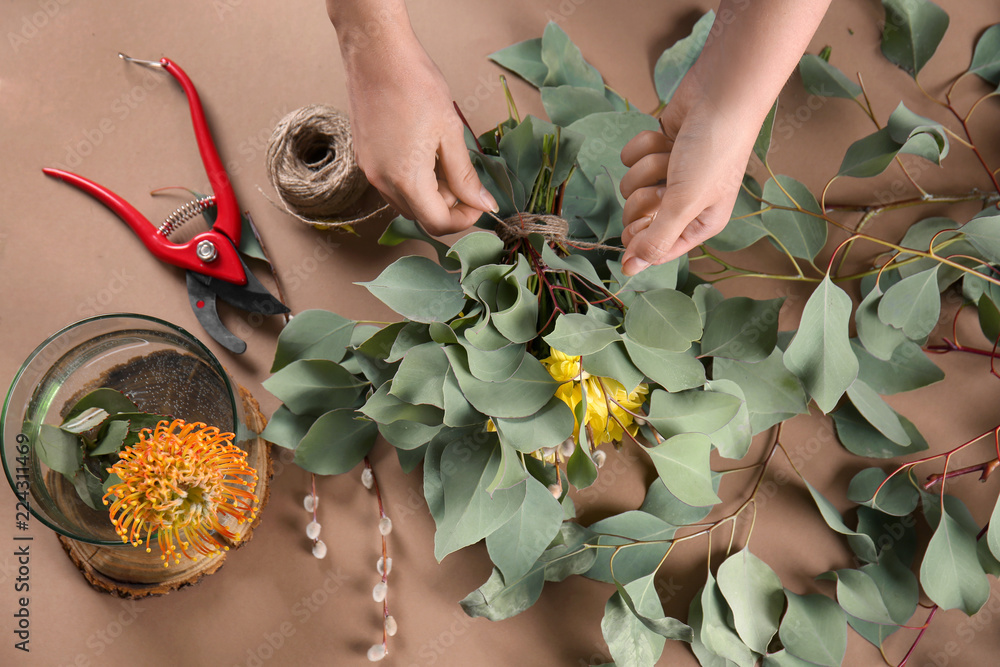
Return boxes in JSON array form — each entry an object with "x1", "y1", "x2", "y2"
[
  {"x1": 491, "y1": 212, "x2": 622, "y2": 252},
  {"x1": 263, "y1": 105, "x2": 388, "y2": 230}
]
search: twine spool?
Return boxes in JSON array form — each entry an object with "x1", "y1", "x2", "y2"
[
  {"x1": 494, "y1": 213, "x2": 621, "y2": 252},
  {"x1": 264, "y1": 105, "x2": 381, "y2": 230}
]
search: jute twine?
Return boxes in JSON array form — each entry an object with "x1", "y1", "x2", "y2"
[
  {"x1": 263, "y1": 105, "x2": 387, "y2": 230},
  {"x1": 492, "y1": 212, "x2": 621, "y2": 252}
]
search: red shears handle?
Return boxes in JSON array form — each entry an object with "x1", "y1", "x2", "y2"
[{"x1": 42, "y1": 57, "x2": 247, "y2": 285}]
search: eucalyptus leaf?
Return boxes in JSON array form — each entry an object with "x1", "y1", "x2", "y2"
[
  {"x1": 753, "y1": 101, "x2": 778, "y2": 165},
  {"x1": 567, "y1": 439, "x2": 599, "y2": 489},
  {"x1": 582, "y1": 341, "x2": 645, "y2": 394},
  {"x1": 444, "y1": 346, "x2": 558, "y2": 418},
  {"x1": 969, "y1": 23, "x2": 1000, "y2": 84},
  {"x1": 567, "y1": 112, "x2": 659, "y2": 188},
  {"x1": 64, "y1": 388, "x2": 137, "y2": 419},
  {"x1": 489, "y1": 37, "x2": 547, "y2": 87},
  {"x1": 701, "y1": 297, "x2": 783, "y2": 362},
  {"x1": 855, "y1": 283, "x2": 908, "y2": 361},
  {"x1": 460, "y1": 566, "x2": 545, "y2": 621},
  {"x1": 389, "y1": 343, "x2": 449, "y2": 408},
  {"x1": 359, "y1": 255, "x2": 466, "y2": 324},
  {"x1": 828, "y1": 568, "x2": 896, "y2": 625},
  {"x1": 654, "y1": 10, "x2": 714, "y2": 105},
  {"x1": 831, "y1": 403, "x2": 929, "y2": 458},
  {"x1": 920, "y1": 502, "x2": 990, "y2": 615},
  {"x1": 783, "y1": 275, "x2": 858, "y2": 413},
  {"x1": 90, "y1": 420, "x2": 129, "y2": 456},
  {"x1": 712, "y1": 350, "x2": 809, "y2": 434},
  {"x1": 852, "y1": 339, "x2": 943, "y2": 394},
  {"x1": 623, "y1": 336, "x2": 706, "y2": 391},
  {"x1": 541, "y1": 85, "x2": 615, "y2": 126},
  {"x1": 360, "y1": 382, "x2": 444, "y2": 427},
  {"x1": 613, "y1": 575, "x2": 693, "y2": 641},
  {"x1": 293, "y1": 409, "x2": 377, "y2": 475},
  {"x1": 877, "y1": 266, "x2": 941, "y2": 340},
  {"x1": 880, "y1": 0, "x2": 949, "y2": 77},
  {"x1": 716, "y1": 549, "x2": 784, "y2": 655},
  {"x1": 643, "y1": 433, "x2": 721, "y2": 507},
  {"x1": 262, "y1": 359, "x2": 366, "y2": 416},
  {"x1": 623, "y1": 288, "x2": 702, "y2": 352},
  {"x1": 540, "y1": 21, "x2": 603, "y2": 91},
  {"x1": 377, "y1": 217, "x2": 459, "y2": 271},
  {"x1": 486, "y1": 476, "x2": 564, "y2": 583},
  {"x1": 846, "y1": 381, "x2": 910, "y2": 446},
  {"x1": 494, "y1": 396, "x2": 575, "y2": 453},
  {"x1": 646, "y1": 388, "x2": 742, "y2": 440},
  {"x1": 260, "y1": 405, "x2": 316, "y2": 449},
  {"x1": 800, "y1": 477, "x2": 877, "y2": 562},
  {"x1": 446, "y1": 232, "x2": 505, "y2": 281},
  {"x1": 778, "y1": 592, "x2": 846, "y2": 667},
  {"x1": 640, "y1": 475, "x2": 719, "y2": 526},
  {"x1": 270, "y1": 309, "x2": 354, "y2": 371},
  {"x1": 37, "y1": 425, "x2": 83, "y2": 476},
  {"x1": 700, "y1": 575, "x2": 759, "y2": 667},
  {"x1": 959, "y1": 209, "x2": 1000, "y2": 264},
  {"x1": 585, "y1": 511, "x2": 675, "y2": 585},
  {"x1": 544, "y1": 312, "x2": 622, "y2": 356},
  {"x1": 847, "y1": 468, "x2": 920, "y2": 517},
  {"x1": 760, "y1": 176, "x2": 827, "y2": 260},
  {"x1": 799, "y1": 54, "x2": 862, "y2": 99},
  {"x1": 602, "y1": 580, "x2": 666, "y2": 667}
]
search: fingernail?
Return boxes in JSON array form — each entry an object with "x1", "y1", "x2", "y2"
[
  {"x1": 655, "y1": 186, "x2": 665, "y2": 198},
  {"x1": 481, "y1": 187, "x2": 499, "y2": 213},
  {"x1": 623, "y1": 257, "x2": 650, "y2": 276}
]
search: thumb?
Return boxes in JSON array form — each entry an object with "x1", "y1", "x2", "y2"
[
  {"x1": 439, "y1": 130, "x2": 498, "y2": 213},
  {"x1": 621, "y1": 188, "x2": 698, "y2": 275}
]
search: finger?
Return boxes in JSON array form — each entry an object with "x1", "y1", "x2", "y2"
[
  {"x1": 620, "y1": 152, "x2": 670, "y2": 199},
  {"x1": 621, "y1": 213, "x2": 653, "y2": 247},
  {"x1": 621, "y1": 130, "x2": 671, "y2": 167},
  {"x1": 400, "y1": 161, "x2": 465, "y2": 235},
  {"x1": 621, "y1": 189, "x2": 702, "y2": 275},
  {"x1": 439, "y1": 129, "x2": 498, "y2": 213},
  {"x1": 437, "y1": 178, "x2": 460, "y2": 208},
  {"x1": 622, "y1": 184, "x2": 665, "y2": 227}
]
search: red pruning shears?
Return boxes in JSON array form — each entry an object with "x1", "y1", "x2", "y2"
[{"x1": 43, "y1": 54, "x2": 288, "y2": 354}]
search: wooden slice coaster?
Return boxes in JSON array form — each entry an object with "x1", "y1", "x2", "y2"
[{"x1": 56, "y1": 384, "x2": 273, "y2": 599}]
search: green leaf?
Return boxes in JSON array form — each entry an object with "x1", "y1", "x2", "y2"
[
  {"x1": 495, "y1": 396, "x2": 575, "y2": 454},
  {"x1": 886, "y1": 102, "x2": 949, "y2": 163},
  {"x1": 855, "y1": 283, "x2": 908, "y2": 360},
  {"x1": 847, "y1": 468, "x2": 919, "y2": 517},
  {"x1": 877, "y1": 266, "x2": 941, "y2": 340},
  {"x1": 260, "y1": 405, "x2": 316, "y2": 449},
  {"x1": 64, "y1": 388, "x2": 138, "y2": 418},
  {"x1": 359, "y1": 256, "x2": 466, "y2": 324},
  {"x1": 829, "y1": 568, "x2": 896, "y2": 625},
  {"x1": 762, "y1": 650, "x2": 813, "y2": 667},
  {"x1": 389, "y1": 343, "x2": 449, "y2": 408},
  {"x1": 60, "y1": 407, "x2": 109, "y2": 434},
  {"x1": 292, "y1": 409, "x2": 377, "y2": 475},
  {"x1": 644, "y1": 433, "x2": 720, "y2": 507},
  {"x1": 70, "y1": 467, "x2": 105, "y2": 511},
  {"x1": 753, "y1": 100, "x2": 778, "y2": 165},
  {"x1": 444, "y1": 346, "x2": 558, "y2": 418},
  {"x1": 486, "y1": 440, "x2": 529, "y2": 495},
  {"x1": 831, "y1": 403, "x2": 929, "y2": 458},
  {"x1": 700, "y1": 576, "x2": 758, "y2": 667},
  {"x1": 377, "y1": 217, "x2": 459, "y2": 270},
  {"x1": 433, "y1": 437, "x2": 528, "y2": 560},
  {"x1": 799, "y1": 54, "x2": 862, "y2": 98},
  {"x1": 640, "y1": 476, "x2": 718, "y2": 526},
  {"x1": 541, "y1": 85, "x2": 615, "y2": 126},
  {"x1": 624, "y1": 288, "x2": 702, "y2": 352},
  {"x1": 703, "y1": 379, "x2": 752, "y2": 460},
  {"x1": 583, "y1": 341, "x2": 645, "y2": 394},
  {"x1": 846, "y1": 381, "x2": 910, "y2": 446},
  {"x1": 623, "y1": 337, "x2": 706, "y2": 391},
  {"x1": 498, "y1": 117, "x2": 545, "y2": 194},
  {"x1": 920, "y1": 502, "x2": 990, "y2": 615},
  {"x1": 614, "y1": 575, "x2": 693, "y2": 641},
  {"x1": 602, "y1": 581, "x2": 666, "y2": 667},
  {"x1": 585, "y1": 511, "x2": 675, "y2": 584},
  {"x1": 716, "y1": 549, "x2": 784, "y2": 654},
  {"x1": 463, "y1": 339, "x2": 526, "y2": 383},
  {"x1": 460, "y1": 565, "x2": 545, "y2": 621},
  {"x1": 567, "y1": 112, "x2": 659, "y2": 188},
  {"x1": 544, "y1": 313, "x2": 622, "y2": 356},
  {"x1": 988, "y1": 493, "x2": 1000, "y2": 563},
  {"x1": 853, "y1": 339, "x2": 943, "y2": 395},
  {"x1": 238, "y1": 213, "x2": 269, "y2": 264},
  {"x1": 836, "y1": 128, "x2": 903, "y2": 178},
  {"x1": 566, "y1": 439, "x2": 599, "y2": 489},
  {"x1": 979, "y1": 294, "x2": 1000, "y2": 343},
  {"x1": 969, "y1": 23, "x2": 1000, "y2": 84},
  {"x1": 489, "y1": 37, "x2": 547, "y2": 87},
  {"x1": 880, "y1": 0, "x2": 949, "y2": 77},
  {"x1": 262, "y1": 359, "x2": 366, "y2": 416},
  {"x1": 778, "y1": 592, "x2": 847, "y2": 667},
  {"x1": 90, "y1": 420, "x2": 129, "y2": 456},
  {"x1": 712, "y1": 350, "x2": 809, "y2": 434},
  {"x1": 360, "y1": 381, "x2": 443, "y2": 427},
  {"x1": 540, "y1": 22, "x2": 603, "y2": 91},
  {"x1": 447, "y1": 232, "x2": 505, "y2": 281},
  {"x1": 486, "y1": 476, "x2": 564, "y2": 583},
  {"x1": 783, "y1": 276, "x2": 859, "y2": 413},
  {"x1": 37, "y1": 425, "x2": 83, "y2": 476},
  {"x1": 270, "y1": 310, "x2": 354, "y2": 371},
  {"x1": 701, "y1": 297, "x2": 783, "y2": 362},
  {"x1": 653, "y1": 10, "x2": 714, "y2": 105},
  {"x1": 687, "y1": 585, "x2": 740, "y2": 667},
  {"x1": 801, "y1": 477, "x2": 877, "y2": 563},
  {"x1": 646, "y1": 388, "x2": 742, "y2": 440},
  {"x1": 760, "y1": 176, "x2": 827, "y2": 259},
  {"x1": 959, "y1": 209, "x2": 1000, "y2": 264}
]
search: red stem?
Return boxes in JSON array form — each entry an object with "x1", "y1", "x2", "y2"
[
  {"x1": 363, "y1": 456, "x2": 390, "y2": 651},
  {"x1": 898, "y1": 606, "x2": 939, "y2": 667}
]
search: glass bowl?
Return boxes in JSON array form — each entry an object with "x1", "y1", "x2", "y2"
[{"x1": 1, "y1": 314, "x2": 251, "y2": 546}]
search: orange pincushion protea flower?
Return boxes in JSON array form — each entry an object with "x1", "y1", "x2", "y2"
[{"x1": 102, "y1": 418, "x2": 258, "y2": 566}]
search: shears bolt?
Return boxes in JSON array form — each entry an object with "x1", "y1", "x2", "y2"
[{"x1": 196, "y1": 240, "x2": 218, "y2": 263}]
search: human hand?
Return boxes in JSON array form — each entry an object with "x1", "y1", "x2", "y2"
[
  {"x1": 618, "y1": 81, "x2": 754, "y2": 276},
  {"x1": 334, "y1": 12, "x2": 498, "y2": 234}
]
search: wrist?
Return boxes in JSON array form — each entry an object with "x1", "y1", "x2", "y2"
[{"x1": 329, "y1": 0, "x2": 415, "y2": 56}]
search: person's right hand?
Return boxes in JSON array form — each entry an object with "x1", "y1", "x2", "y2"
[{"x1": 334, "y1": 15, "x2": 498, "y2": 234}]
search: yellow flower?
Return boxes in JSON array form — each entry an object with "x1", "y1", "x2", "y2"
[
  {"x1": 540, "y1": 348, "x2": 649, "y2": 451},
  {"x1": 103, "y1": 419, "x2": 258, "y2": 566}
]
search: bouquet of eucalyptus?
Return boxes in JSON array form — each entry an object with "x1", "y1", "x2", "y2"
[{"x1": 263, "y1": 3, "x2": 1000, "y2": 665}]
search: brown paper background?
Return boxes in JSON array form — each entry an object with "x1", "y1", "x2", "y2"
[{"x1": 2, "y1": 0, "x2": 1000, "y2": 665}]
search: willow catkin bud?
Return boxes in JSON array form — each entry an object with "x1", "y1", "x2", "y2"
[
  {"x1": 361, "y1": 468, "x2": 374, "y2": 489},
  {"x1": 558, "y1": 437, "x2": 576, "y2": 458},
  {"x1": 377, "y1": 556, "x2": 393, "y2": 576},
  {"x1": 384, "y1": 615, "x2": 398, "y2": 637},
  {"x1": 367, "y1": 644, "x2": 386, "y2": 661},
  {"x1": 303, "y1": 494, "x2": 317, "y2": 512},
  {"x1": 548, "y1": 483, "x2": 561, "y2": 499},
  {"x1": 378, "y1": 516, "x2": 393, "y2": 536},
  {"x1": 312, "y1": 540, "x2": 328, "y2": 559},
  {"x1": 372, "y1": 581, "x2": 388, "y2": 602},
  {"x1": 306, "y1": 520, "x2": 321, "y2": 540},
  {"x1": 592, "y1": 449, "x2": 607, "y2": 468}
]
